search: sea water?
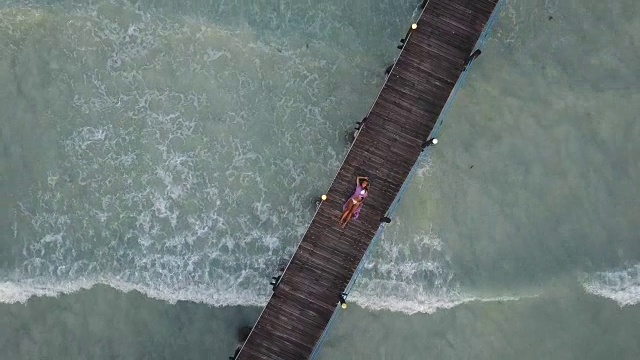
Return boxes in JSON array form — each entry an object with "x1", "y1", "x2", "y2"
[{"x1": 0, "y1": 0, "x2": 638, "y2": 359}]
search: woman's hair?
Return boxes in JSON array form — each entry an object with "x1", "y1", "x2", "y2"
[{"x1": 361, "y1": 179, "x2": 369, "y2": 188}]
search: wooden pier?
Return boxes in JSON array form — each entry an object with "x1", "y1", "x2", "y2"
[{"x1": 235, "y1": 0, "x2": 500, "y2": 358}]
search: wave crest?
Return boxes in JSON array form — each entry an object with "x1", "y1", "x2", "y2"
[
  {"x1": 581, "y1": 264, "x2": 640, "y2": 306},
  {"x1": 0, "y1": 277, "x2": 268, "y2": 306}
]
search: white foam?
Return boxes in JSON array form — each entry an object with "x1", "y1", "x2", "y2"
[
  {"x1": 0, "y1": 277, "x2": 267, "y2": 307},
  {"x1": 0, "y1": 275, "x2": 535, "y2": 315},
  {"x1": 342, "y1": 230, "x2": 537, "y2": 314},
  {"x1": 415, "y1": 154, "x2": 433, "y2": 178},
  {"x1": 581, "y1": 264, "x2": 640, "y2": 306},
  {"x1": 349, "y1": 288, "x2": 533, "y2": 315},
  {"x1": 1, "y1": 223, "x2": 534, "y2": 314}
]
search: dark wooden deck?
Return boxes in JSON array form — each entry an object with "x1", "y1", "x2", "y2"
[{"x1": 235, "y1": 0, "x2": 500, "y2": 359}]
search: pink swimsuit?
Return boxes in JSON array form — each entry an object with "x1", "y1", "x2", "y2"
[{"x1": 343, "y1": 185, "x2": 368, "y2": 219}]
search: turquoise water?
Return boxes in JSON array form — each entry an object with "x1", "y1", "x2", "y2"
[{"x1": 1, "y1": 0, "x2": 639, "y2": 358}]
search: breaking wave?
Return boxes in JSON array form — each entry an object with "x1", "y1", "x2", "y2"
[{"x1": 581, "y1": 264, "x2": 640, "y2": 307}]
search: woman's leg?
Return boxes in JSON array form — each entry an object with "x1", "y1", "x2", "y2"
[
  {"x1": 339, "y1": 207, "x2": 351, "y2": 226},
  {"x1": 340, "y1": 210, "x2": 355, "y2": 228},
  {"x1": 339, "y1": 200, "x2": 358, "y2": 226},
  {"x1": 340, "y1": 202, "x2": 360, "y2": 228}
]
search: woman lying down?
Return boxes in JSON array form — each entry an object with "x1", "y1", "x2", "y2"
[{"x1": 338, "y1": 176, "x2": 369, "y2": 228}]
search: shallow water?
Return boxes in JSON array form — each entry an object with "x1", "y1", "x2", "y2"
[
  {"x1": 0, "y1": 0, "x2": 411, "y2": 306},
  {"x1": 0, "y1": 0, "x2": 639, "y2": 358}
]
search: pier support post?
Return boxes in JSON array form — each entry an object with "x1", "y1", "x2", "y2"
[
  {"x1": 421, "y1": 138, "x2": 438, "y2": 149},
  {"x1": 463, "y1": 49, "x2": 482, "y2": 70},
  {"x1": 384, "y1": 63, "x2": 394, "y2": 76},
  {"x1": 315, "y1": 194, "x2": 328, "y2": 209},
  {"x1": 398, "y1": 23, "x2": 418, "y2": 49},
  {"x1": 350, "y1": 117, "x2": 368, "y2": 142},
  {"x1": 229, "y1": 347, "x2": 240, "y2": 360},
  {"x1": 270, "y1": 275, "x2": 282, "y2": 291},
  {"x1": 338, "y1": 293, "x2": 348, "y2": 309},
  {"x1": 355, "y1": 117, "x2": 368, "y2": 130}
]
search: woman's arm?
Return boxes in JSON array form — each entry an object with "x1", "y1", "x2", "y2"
[{"x1": 356, "y1": 176, "x2": 368, "y2": 186}]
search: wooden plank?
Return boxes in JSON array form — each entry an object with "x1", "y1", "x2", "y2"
[
  {"x1": 271, "y1": 298, "x2": 332, "y2": 328},
  {"x1": 381, "y1": 81, "x2": 450, "y2": 118},
  {"x1": 291, "y1": 264, "x2": 344, "y2": 298},
  {"x1": 395, "y1": 52, "x2": 458, "y2": 86},
  {"x1": 244, "y1": 322, "x2": 304, "y2": 360},
  {"x1": 261, "y1": 303, "x2": 325, "y2": 335},
  {"x1": 400, "y1": 42, "x2": 465, "y2": 77}
]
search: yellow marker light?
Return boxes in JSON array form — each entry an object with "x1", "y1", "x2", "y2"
[
  {"x1": 411, "y1": 23, "x2": 418, "y2": 30},
  {"x1": 341, "y1": 303, "x2": 347, "y2": 309},
  {"x1": 321, "y1": 194, "x2": 327, "y2": 201}
]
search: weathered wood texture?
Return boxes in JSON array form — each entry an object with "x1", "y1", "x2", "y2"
[{"x1": 236, "y1": 0, "x2": 499, "y2": 359}]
